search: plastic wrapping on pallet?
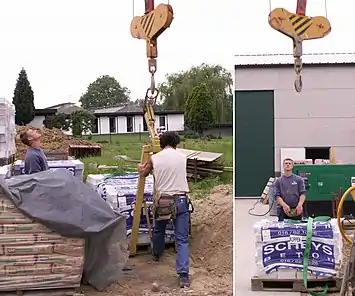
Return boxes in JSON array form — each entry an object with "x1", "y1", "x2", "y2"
[
  {"x1": 253, "y1": 219, "x2": 342, "y2": 278},
  {"x1": 89, "y1": 173, "x2": 175, "y2": 244},
  {"x1": 13, "y1": 159, "x2": 85, "y2": 180},
  {"x1": 1, "y1": 169, "x2": 128, "y2": 291}
]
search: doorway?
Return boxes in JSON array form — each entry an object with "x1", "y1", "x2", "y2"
[{"x1": 234, "y1": 90, "x2": 275, "y2": 197}]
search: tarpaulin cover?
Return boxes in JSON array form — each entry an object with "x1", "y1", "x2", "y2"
[{"x1": 0, "y1": 169, "x2": 128, "y2": 291}]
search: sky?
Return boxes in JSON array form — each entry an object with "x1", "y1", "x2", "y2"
[
  {"x1": 235, "y1": 0, "x2": 355, "y2": 61},
  {"x1": 0, "y1": 0, "x2": 353, "y2": 108}
]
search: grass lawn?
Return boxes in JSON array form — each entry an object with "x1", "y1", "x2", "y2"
[{"x1": 81, "y1": 133, "x2": 233, "y2": 198}]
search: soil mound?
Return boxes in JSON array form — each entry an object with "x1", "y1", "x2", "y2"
[
  {"x1": 190, "y1": 184, "x2": 233, "y2": 277},
  {"x1": 15, "y1": 126, "x2": 99, "y2": 159}
]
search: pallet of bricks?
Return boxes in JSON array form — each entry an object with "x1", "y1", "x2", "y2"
[
  {"x1": 251, "y1": 219, "x2": 343, "y2": 293},
  {"x1": 0, "y1": 189, "x2": 85, "y2": 294},
  {"x1": 0, "y1": 98, "x2": 16, "y2": 166}
]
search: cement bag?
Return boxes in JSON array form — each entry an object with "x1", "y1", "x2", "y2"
[
  {"x1": 253, "y1": 219, "x2": 342, "y2": 277},
  {"x1": 96, "y1": 174, "x2": 174, "y2": 242}
]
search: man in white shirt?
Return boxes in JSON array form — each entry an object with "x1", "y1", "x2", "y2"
[{"x1": 138, "y1": 131, "x2": 190, "y2": 288}]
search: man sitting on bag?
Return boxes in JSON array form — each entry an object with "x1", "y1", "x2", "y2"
[
  {"x1": 275, "y1": 158, "x2": 306, "y2": 222},
  {"x1": 138, "y1": 131, "x2": 190, "y2": 288}
]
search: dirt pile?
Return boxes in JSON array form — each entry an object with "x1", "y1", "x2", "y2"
[
  {"x1": 15, "y1": 126, "x2": 99, "y2": 159},
  {"x1": 84, "y1": 184, "x2": 233, "y2": 296},
  {"x1": 190, "y1": 184, "x2": 233, "y2": 277}
]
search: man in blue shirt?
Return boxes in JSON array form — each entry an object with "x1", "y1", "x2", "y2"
[
  {"x1": 275, "y1": 158, "x2": 306, "y2": 221},
  {"x1": 20, "y1": 129, "x2": 49, "y2": 174}
]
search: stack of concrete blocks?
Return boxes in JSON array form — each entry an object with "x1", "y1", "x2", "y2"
[
  {"x1": 0, "y1": 98, "x2": 16, "y2": 160},
  {"x1": 13, "y1": 159, "x2": 85, "y2": 181},
  {"x1": 253, "y1": 219, "x2": 342, "y2": 280},
  {"x1": 0, "y1": 166, "x2": 85, "y2": 291}
]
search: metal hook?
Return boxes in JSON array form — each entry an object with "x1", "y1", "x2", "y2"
[{"x1": 294, "y1": 74, "x2": 302, "y2": 92}]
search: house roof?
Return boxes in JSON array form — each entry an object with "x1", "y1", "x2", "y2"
[
  {"x1": 234, "y1": 52, "x2": 355, "y2": 69},
  {"x1": 93, "y1": 103, "x2": 142, "y2": 114},
  {"x1": 35, "y1": 108, "x2": 57, "y2": 116},
  {"x1": 93, "y1": 103, "x2": 184, "y2": 116},
  {"x1": 46, "y1": 102, "x2": 76, "y2": 109}
]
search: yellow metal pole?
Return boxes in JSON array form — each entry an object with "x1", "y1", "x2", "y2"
[{"x1": 130, "y1": 145, "x2": 151, "y2": 255}]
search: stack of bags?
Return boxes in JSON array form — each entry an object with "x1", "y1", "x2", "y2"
[
  {"x1": 253, "y1": 219, "x2": 342, "y2": 279},
  {"x1": 0, "y1": 98, "x2": 16, "y2": 160},
  {"x1": 94, "y1": 174, "x2": 175, "y2": 245},
  {"x1": 0, "y1": 192, "x2": 85, "y2": 291}
]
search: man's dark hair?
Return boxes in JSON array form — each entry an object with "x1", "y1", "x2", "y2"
[
  {"x1": 20, "y1": 130, "x2": 30, "y2": 146},
  {"x1": 159, "y1": 131, "x2": 180, "y2": 149}
]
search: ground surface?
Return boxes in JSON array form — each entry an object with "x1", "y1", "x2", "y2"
[
  {"x1": 83, "y1": 185, "x2": 233, "y2": 296},
  {"x1": 234, "y1": 198, "x2": 300, "y2": 296}
]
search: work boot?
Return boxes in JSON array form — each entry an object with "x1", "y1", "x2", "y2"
[
  {"x1": 152, "y1": 254, "x2": 160, "y2": 262},
  {"x1": 179, "y1": 273, "x2": 190, "y2": 288}
]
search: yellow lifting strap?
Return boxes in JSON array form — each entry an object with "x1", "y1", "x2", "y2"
[{"x1": 129, "y1": 0, "x2": 174, "y2": 256}]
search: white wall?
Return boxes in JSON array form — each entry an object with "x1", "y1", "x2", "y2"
[
  {"x1": 166, "y1": 114, "x2": 184, "y2": 131},
  {"x1": 117, "y1": 116, "x2": 127, "y2": 133},
  {"x1": 235, "y1": 65, "x2": 355, "y2": 172},
  {"x1": 97, "y1": 113, "x2": 184, "y2": 134},
  {"x1": 99, "y1": 116, "x2": 110, "y2": 134},
  {"x1": 134, "y1": 115, "x2": 143, "y2": 133},
  {"x1": 28, "y1": 115, "x2": 45, "y2": 128}
]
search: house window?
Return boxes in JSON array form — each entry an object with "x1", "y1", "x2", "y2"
[
  {"x1": 91, "y1": 117, "x2": 99, "y2": 134},
  {"x1": 126, "y1": 116, "x2": 134, "y2": 132},
  {"x1": 159, "y1": 116, "x2": 166, "y2": 127},
  {"x1": 109, "y1": 117, "x2": 116, "y2": 133},
  {"x1": 143, "y1": 118, "x2": 148, "y2": 131}
]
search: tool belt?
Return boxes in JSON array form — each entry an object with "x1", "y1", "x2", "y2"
[{"x1": 152, "y1": 193, "x2": 193, "y2": 221}]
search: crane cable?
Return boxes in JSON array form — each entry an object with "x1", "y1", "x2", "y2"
[
  {"x1": 132, "y1": 0, "x2": 170, "y2": 17},
  {"x1": 268, "y1": 0, "x2": 328, "y2": 17}
]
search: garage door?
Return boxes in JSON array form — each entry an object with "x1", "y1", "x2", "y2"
[{"x1": 234, "y1": 90, "x2": 275, "y2": 197}]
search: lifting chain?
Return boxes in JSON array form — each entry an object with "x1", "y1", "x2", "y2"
[
  {"x1": 293, "y1": 39, "x2": 303, "y2": 93},
  {"x1": 145, "y1": 56, "x2": 159, "y2": 106}
]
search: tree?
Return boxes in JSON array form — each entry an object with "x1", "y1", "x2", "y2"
[
  {"x1": 159, "y1": 64, "x2": 233, "y2": 123},
  {"x1": 79, "y1": 75, "x2": 130, "y2": 110},
  {"x1": 185, "y1": 83, "x2": 214, "y2": 136},
  {"x1": 12, "y1": 68, "x2": 35, "y2": 125},
  {"x1": 70, "y1": 110, "x2": 96, "y2": 137},
  {"x1": 134, "y1": 98, "x2": 163, "y2": 111},
  {"x1": 43, "y1": 113, "x2": 71, "y2": 130}
]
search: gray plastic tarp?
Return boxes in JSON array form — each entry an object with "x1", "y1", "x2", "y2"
[{"x1": 0, "y1": 168, "x2": 129, "y2": 291}]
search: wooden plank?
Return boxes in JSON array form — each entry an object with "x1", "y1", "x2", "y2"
[
  {"x1": 176, "y1": 148, "x2": 222, "y2": 162},
  {"x1": 251, "y1": 276, "x2": 341, "y2": 293}
]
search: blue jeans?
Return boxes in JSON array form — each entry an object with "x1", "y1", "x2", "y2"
[{"x1": 152, "y1": 196, "x2": 190, "y2": 275}]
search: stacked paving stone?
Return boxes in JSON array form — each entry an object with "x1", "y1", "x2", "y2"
[
  {"x1": 0, "y1": 192, "x2": 85, "y2": 291},
  {"x1": 0, "y1": 98, "x2": 16, "y2": 163}
]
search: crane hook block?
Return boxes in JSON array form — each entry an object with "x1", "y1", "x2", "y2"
[
  {"x1": 130, "y1": 3, "x2": 174, "y2": 41},
  {"x1": 268, "y1": 8, "x2": 331, "y2": 41}
]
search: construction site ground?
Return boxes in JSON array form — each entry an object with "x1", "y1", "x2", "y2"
[
  {"x1": 234, "y1": 199, "x2": 299, "y2": 295},
  {"x1": 83, "y1": 185, "x2": 233, "y2": 296}
]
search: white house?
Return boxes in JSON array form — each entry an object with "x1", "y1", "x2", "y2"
[
  {"x1": 92, "y1": 104, "x2": 184, "y2": 134},
  {"x1": 28, "y1": 102, "x2": 81, "y2": 135},
  {"x1": 28, "y1": 108, "x2": 57, "y2": 128},
  {"x1": 28, "y1": 102, "x2": 185, "y2": 135}
]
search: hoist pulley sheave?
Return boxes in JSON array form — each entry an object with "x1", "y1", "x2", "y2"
[
  {"x1": 130, "y1": 3, "x2": 174, "y2": 59},
  {"x1": 268, "y1": 8, "x2": 331, "y2": 42},
  {"x1": 268, "y1": 0, "x2": 331, "y2": 92}
]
